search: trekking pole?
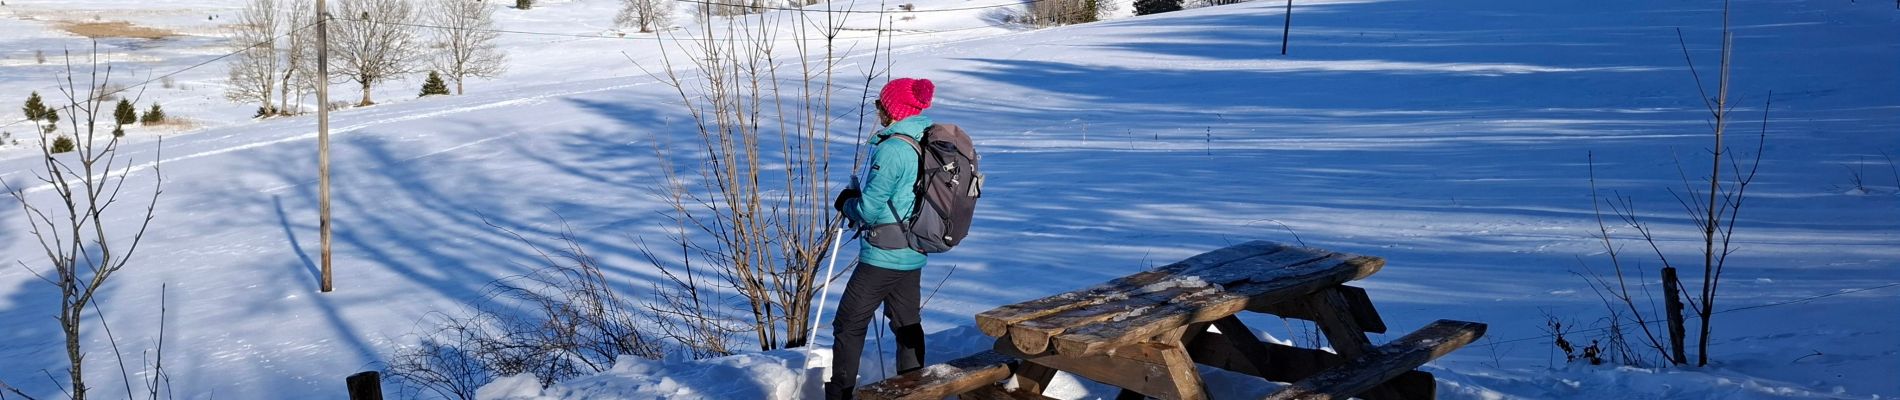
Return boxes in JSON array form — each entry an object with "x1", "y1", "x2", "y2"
[{"x1": 806, "y1": 225, "x2": 848, "y2": 345}]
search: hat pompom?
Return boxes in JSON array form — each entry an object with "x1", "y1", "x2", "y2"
[{"x1": 912, "y1": 79, "x2": 935, "y2": 109}]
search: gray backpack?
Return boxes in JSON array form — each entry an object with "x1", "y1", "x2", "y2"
[{"x1": 867, "y1": 124, "x2": 983, "y2": 253}]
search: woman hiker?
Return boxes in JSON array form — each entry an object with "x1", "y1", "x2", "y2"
[{"x1": 826, "y1": 77, "x2": 939, "y2": 400}]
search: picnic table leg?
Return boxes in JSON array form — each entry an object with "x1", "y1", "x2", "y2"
[
  {"x1": 1014, "y1": 362, "x2": 1061, "y2": 395},
  {"x1": 1157, "y1": 343, "x2": 1208, "y2": 400},
  {"x1": 1307, "y1": 288, "x2": 1374, "y2": 357},
  {"x1": 1208, "y1": 317, "x2": 1278, "y2": 375},
  {"x1": 1304, "y1": 287, "x2": 1411, "y2": 400}
]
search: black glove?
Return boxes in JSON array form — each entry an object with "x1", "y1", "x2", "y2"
[{"x1": 834, "y1": 188, "x2": 861, "y2": 212}]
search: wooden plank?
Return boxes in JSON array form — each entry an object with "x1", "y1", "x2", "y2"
[
  {"x1": 1004, "y1": 246, "x2": 1337, "y2": 354},
  {"x1": 346, "y1": 371, "x2": 383, "y2": 400},
  {"x1": 1248, "y1": 285, "x2": 1387, "y2": 334},
  {"x1": 858, "y1": 350, "x2": 1019, "y2": 400},
  {"x1": 995, "y1": 339, "x2": 1204, "y2": 400},
  {"x1": 1264, "y1": 320, "x2": 1487, "y2": 400},
  {"x1": 976, "y1": 241, "x2": 1291, "y2": 337},
  {"x1": 1184, "y1": 330, "x2": 1435, "y2": 400},
  {"x1": 1051, "y1": 254, "x2": 1384, "y2": 356}
]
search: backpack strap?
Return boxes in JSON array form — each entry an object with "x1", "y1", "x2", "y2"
[
  {"x1": 888, "y1": 133, "x2": 923, "y2": 156},
  {"x1": 883, "y1": 133, "x2": 927, "y2": 241}
]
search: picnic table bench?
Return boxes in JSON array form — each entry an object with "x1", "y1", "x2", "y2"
[{"x1": 857, "y1": 240, "x2": 1486, "y2": 400}]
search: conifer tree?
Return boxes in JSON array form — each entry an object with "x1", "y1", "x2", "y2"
[
  {"x1": 141, "y1": 103, "x2": 166, "y2": 125},
  {"x1": 43, "y1": 108, "x2": 59, "y2": 134},
  {"x1": 23, "y1": 91, "x2": 47, "y2": 121},
  {"x1": 23, "y1": 91, "x2": 55, "y2": 133},
  {"x1": 1135, "y1": 0, "x2": 1181, "y2": 15},
  {"x1": 51, "y1": 135, "x2": 74, "y2": 154},
  {"x1": 419, "y1": 71, "x2": 451, "y2": 97},
  {"x1": 113, "y1": 99, "x2": 137, "y2": 136}
]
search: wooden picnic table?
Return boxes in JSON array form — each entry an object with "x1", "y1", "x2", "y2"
[{"x1": 858, "y1": 240, "x2": 1487, "y2": 400}]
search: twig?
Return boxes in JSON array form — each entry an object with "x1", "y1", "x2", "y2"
[
  {"x1": 1881, "y1": 150, "x2": 1900, "y2": 191},
  {"x1": 922, "y1": 263, "x2": 959, "y2": 306},
  {"x1": 1, "y1": 378, "x2": 41, "y2": 400},
  {"x1": 148, "y1": 284, "x2": 168, "y2": 400},
  {"x1": 90, "y1": 299, "x2": 136, "y2": 398}
]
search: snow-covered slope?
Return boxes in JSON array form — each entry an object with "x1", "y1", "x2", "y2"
[{"x1": 2, "y1": 0, "x2": 1896, "y2": 399}]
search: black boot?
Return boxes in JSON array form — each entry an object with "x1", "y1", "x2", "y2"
[
  {"x1": 893, "y1": 323, "x2": 927, "y2": 375},
  {"x1": 825, "y1": 379, "x2": 855, "y2": 400}
]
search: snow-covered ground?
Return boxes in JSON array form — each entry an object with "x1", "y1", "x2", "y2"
[{"x1": 2, "y1": 0, "x2": 1897, "y2": 399}]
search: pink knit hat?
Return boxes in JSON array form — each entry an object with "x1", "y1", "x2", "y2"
[{"x1": 878, "y1": 78, "x2": 935, "y2": 121}]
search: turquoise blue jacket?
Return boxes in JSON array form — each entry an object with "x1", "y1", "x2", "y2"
[{"x1": 848, "y1": 115, "x2": 931, "y2": 270}]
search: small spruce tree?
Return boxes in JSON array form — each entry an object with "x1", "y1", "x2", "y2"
[
  {"x1": 23, "y1": 91, "x2": 55, "y2": 134},
  {"x1": 43, "y1": 108, "x2": 59, "y2": 134},
  {"x1": 113, "y1": 99, "x2": 137, "y2": 136},
  {"x1": 51, "y1": 135, "x2": 75, "y2": 154},
  {"x1": 1134, "y1": 0, "x2": 1181, "y2": 15},
  {"x1": 419, "y1": 71, "x2": 451, "y2": 97},
  {"x1": 141, "y1": 103, "x2": 167, "y2": 125},
  {"x1": 517, "y1": 0, "x2": 532, "y2": 9},
  {"x1": 22, "y1": 91, "x2": 47, "y2": 122}
]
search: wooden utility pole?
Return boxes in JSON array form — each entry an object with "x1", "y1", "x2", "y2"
[
  {"x1": 317, "y1": 0, "x2": 334, "y2": 293},
  {"x1": 1281, "y1": 0, "x2": 1293, "y2": 55}
]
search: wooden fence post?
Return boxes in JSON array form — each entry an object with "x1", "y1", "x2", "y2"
[
  {"x1": 1662, "y1": 267, "x2": 1688, "y2": 365},
  {"x1": 347, "y1": 371, "x2": 383, "y2": 400}
]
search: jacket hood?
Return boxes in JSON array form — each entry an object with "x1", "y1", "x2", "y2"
[{"x1": 873, "y1": 115, "x2": 932, "y2": 144}]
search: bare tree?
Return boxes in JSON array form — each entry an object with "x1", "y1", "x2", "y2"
[
  {"x1": 427, "y1": 0, "x2": 507, "y2": 95},
  {"x1": 3, "y1": 47, "x2": 164, "y2": 400},
  {"x1": 614, "y1": 0, "x2": 673, "y2": 34},
  {"x1": 330, "y1": 0, "x2": 423, "y2": 106},
  {"x1": 225, "y1": 0, "x2": 282, "y2": 115},
  {"x1": 277, "y1": 0, "x2": 317, "y2": 115}
]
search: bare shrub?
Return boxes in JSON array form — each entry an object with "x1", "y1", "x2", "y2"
[
  {"x1": 1576, "y1": 1, "x2": 1769, "y2": 367},
  {"x1": 386, "y1": 219, "x2": 667, "y2": 399},
  {"x1": 1844, "y1": 156, "x2": 1869, "y2": 194},
  {"x1": 646, "y1": 0, "x2": 882, "y2": 351}
]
